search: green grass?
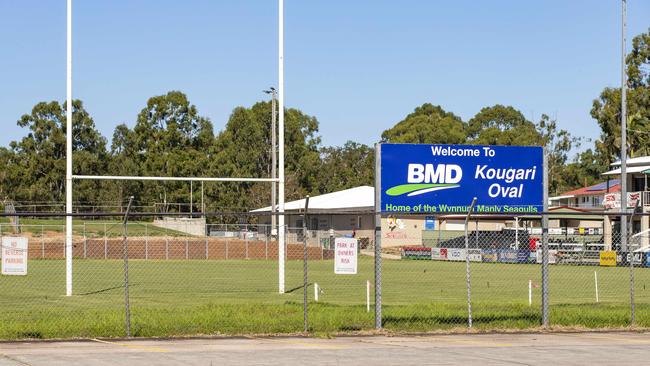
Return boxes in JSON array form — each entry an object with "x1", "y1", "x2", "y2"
[
  {"x1": 0, "y1": 257, "x2": 649, "y2": 339},
  {"x1": 0, "y1": 218, "x2": 188, "y2": 237}
]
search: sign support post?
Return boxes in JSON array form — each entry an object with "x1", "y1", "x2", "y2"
[
  {"x1": 541, "y1": 147, "x2": 549, "y2": 327},
  {"x1": 374, "y1": 143, "x2": 382, "y2": 329},
  {"x1": 302, "y1": 196, "x2": 310, "y2": 334}
]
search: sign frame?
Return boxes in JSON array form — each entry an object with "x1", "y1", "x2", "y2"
[{"x1": 378, "y1": 143, "x2": 544, "y2": 214}]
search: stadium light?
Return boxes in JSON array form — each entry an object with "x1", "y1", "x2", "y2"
[{"x1": 263, "y1": 88, "x2": 278, "y2": 239}]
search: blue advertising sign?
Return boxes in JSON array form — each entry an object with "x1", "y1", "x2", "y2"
[
  {"x1": 481, "y1": 249, "x2": 498, "y2": 263},
  {"x1": 424, "y1": 216, "x2": 436, "y2": 230},
  {"x1": 380, "y1": 144, "x2": 543, "y2": 213},
  {"x1": 497, "y1": 249, "x2": 519, "y2": 263}
]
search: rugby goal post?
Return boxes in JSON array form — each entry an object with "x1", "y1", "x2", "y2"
[{"x1": 65, "y1": 0, "x2": 288, "y2": 296}]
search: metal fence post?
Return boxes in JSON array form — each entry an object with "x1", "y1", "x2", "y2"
[
  {"x1": 104, "y1": 223, "x2": 108, "y2": 260},
  {"x1": 145, "y1": 224, "x2": 149, "y2": 260},
  {"x1": 302, "y1": 196, "x2": 310, "y2": 334},
  {"x1": 41, "y1": 225, "x2": 45, "y2": 259},
  {"x1": 541, "y1": 148, "x2": 550, "y2": 327},
  {"x1": 629, "y1": 222, "x2": 636, "y2": 325},
  {"x1": 165, "y1": 227, "x2": 169, "y2": 260},
  {"x1": 122, "y1": 197, "x2": 134, "y2": 337},
  {"x1": 83, "y1": 223, "x2": 87, "y2": 259},
  {"x1": 374, "y1": 143, "x2": 382, "y2": 329},
  {"x1": 265, "y1": 227, "x2": 269, "y2": 260},
  {"x1": 464, "y1": 198, "x2": 478, "y2": 328}
]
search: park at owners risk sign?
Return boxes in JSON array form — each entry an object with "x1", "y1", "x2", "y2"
[
  {"x1": 379, "y1": 144, "x2": 544, "y2": 213},
  {"x1": 2, "y1": 237, "x2": 28, "y2": 276},
  {"x1": 334, "y1": 238, "x2": 358, "y2": 274}
]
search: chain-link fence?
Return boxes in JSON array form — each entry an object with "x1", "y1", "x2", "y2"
[{"x1": 0, "y1": 212, "x2": 648, "y2": 339}]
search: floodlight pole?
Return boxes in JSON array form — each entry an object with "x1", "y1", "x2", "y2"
[
  {"x1": 278, "y1": 0, "x2": 286, "y2": 294},
  {"x1": 271, "y1": 88, "x2": 277, "y2": 237},
  {"x1": 65, "y1": 0, "x2": 73, "y2": 297},
  {"x1": 264, "y1": 87, "x2": 278, "y2": 237}
]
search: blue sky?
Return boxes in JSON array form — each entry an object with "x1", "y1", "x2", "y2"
[{"x1": 1, "y1": 1, "x2": 648, "y2": 151}]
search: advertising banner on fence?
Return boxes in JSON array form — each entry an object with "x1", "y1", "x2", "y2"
[
  {"x1": 431, "y1": 247, "x2": 447, "y2": 260},
  {"x1": 1, "y1": 237, "x2": 28, "y2": 276},
  {"x1": 616, "y1": 252, "x2": 644, "y2": 266},
  {"x1": 379, "y1": 144, "x2": 543, "y2": 213},
  {"x1": 599, "y1": 251, "x2": 617, "y2": 267},
  {"x1": 447, "y1": 248, "x2": 466, "y2": 261},
  {"x1": 498, "y1": 249, "x2": 519, "y2": 263},
  {"x1": 334, "y1": 238, "x2": 357, "y2": 274},
  {"x1": 401, "y1": 247, "x2": 432, "y2": 260},
  {"x1": 536, "y1": 249, "x2": 558, "y2": 264},
  {"x1": 482, "y1": 249, "x2": 498, "y2": 262},
  {"x1": 467, "y1": 248, "x2": 482, "y2": 262}
]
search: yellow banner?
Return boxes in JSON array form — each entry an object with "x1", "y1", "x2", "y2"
[{"x1": 599, "y1": 251, "x2": 617, "y2": 267}]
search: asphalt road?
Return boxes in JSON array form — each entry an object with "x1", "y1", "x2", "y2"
[{"x1": 0, "y1": 332, "x2": 649, "y2": 365}]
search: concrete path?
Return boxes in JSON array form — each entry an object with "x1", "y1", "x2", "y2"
[{"x1": 0, "y1": 332, "x2": 649, "y2": 365}]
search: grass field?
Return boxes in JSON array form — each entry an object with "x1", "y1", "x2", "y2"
[
  {"x1": 0, "y1": 218, "x2": 188, "y2": 237},
  {"x1": 0, "y1": 257, "x2": 649, "y2": 339}
]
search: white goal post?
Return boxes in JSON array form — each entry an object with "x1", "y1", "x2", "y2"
[{"x1": 65, "y1": 0, "x2": 287, "y2": 296}]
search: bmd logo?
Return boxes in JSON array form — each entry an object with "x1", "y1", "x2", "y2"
[{"x1": 386, "y1": 163, "x2": 462, "y2": 197}]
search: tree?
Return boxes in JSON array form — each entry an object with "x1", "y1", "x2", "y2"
[
  {"x1": 591, "y1": 29, "x2": 650, "y2": 165},
  {"x1": 5, "y1": 100, "x2": 107, "y2": 204},
  {"x1": 467, "y1": 105, "x2": 541, "y2": 146},
  {"x1": 536, "y1": 114, "x2": 582, "y2": 195},
  {"x1": 316, "y1": 141, "x2": 374, "y2": 193},
  {"x1": 381, "y1": 104, "x2": 466, "y2": 144},
  {"x1": 207, "y1": 101, "x2": 321, "y2": 211},
  {"x1": 112, "y1": 91, "x2": 215, "y2": 210}
]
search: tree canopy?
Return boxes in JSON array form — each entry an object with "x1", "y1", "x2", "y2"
[{"x1": 3, "y1": 30, "x2": 650, "y2": 211}]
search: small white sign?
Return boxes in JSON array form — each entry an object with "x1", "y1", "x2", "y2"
[
  {"x1": 467, "y1": 248, "x2": 482, "y2": 262},
  {"x1": 536, "y1": 249, "x2": 558, "y2": 264},
  {"x1": 447, "y1": 248, "x2": 466, "y2": 261},
  {"x1": 2, "y1": 237, "x2": 28, "y2": 275},
  {"x1": 334, "y1": 238, "x2": 357, "y2": 274}
]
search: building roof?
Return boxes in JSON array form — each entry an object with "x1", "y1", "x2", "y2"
[
  {"x1": 610, "y1": 156, "x2": 650, "y2": 167},
  {"x1": 603, "y1": 165, "x2": 650, "y2": 176},
  {"x1": 251, "y1": 186, "x2": 374, "y2": 213},
  {"x1": 557, "y1": 179, "x2": 621, "y2": 197}
]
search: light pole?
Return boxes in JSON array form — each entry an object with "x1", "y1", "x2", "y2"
[
  {"x1": 264, "y1": 88, "x2": 278, "y2": 238},
  {"x1": 620, "y1": 0, "x2": 627, "y2": 252}
]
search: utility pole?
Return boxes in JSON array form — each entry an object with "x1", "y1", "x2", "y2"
[
  {"x1": 264, "y1": 87, "x2": 278, "y2": 237},
  {"x1": 620, "y1": 0, "x2": 628, "y2": 252}
]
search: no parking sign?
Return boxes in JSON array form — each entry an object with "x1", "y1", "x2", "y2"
[{"x1": 2, "y1": 237, "x2": 28, "y2": 275}]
